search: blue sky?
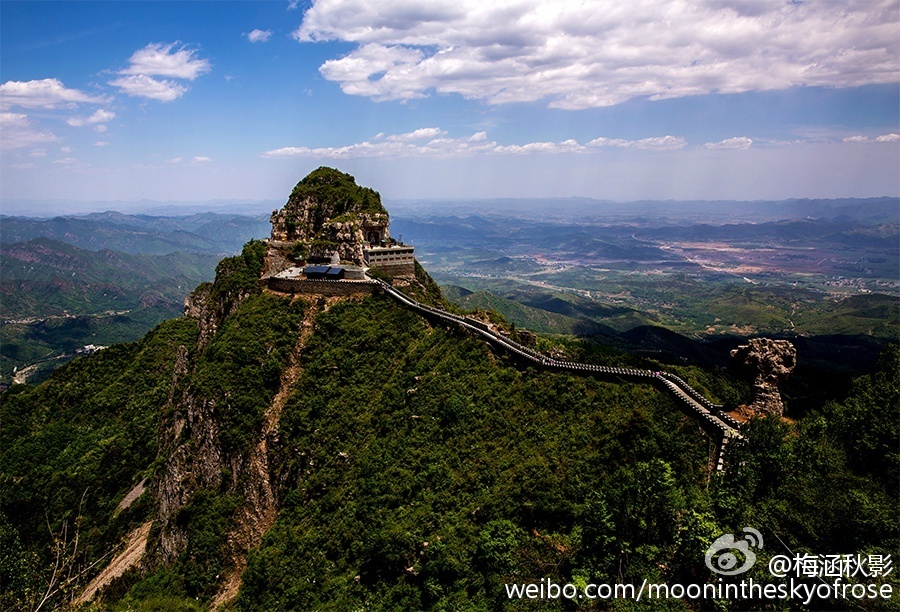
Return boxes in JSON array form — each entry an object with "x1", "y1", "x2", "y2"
[{"x1": 1, "y1": 0, "x2": 898, "y2": 210}]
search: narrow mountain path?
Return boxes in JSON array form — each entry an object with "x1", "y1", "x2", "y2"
[
  {"x1": 373, "y1": 278, "x2": 743, "y2": 472},
  {"x1": 210, "y1": 298, "x2": 319, "y2": 609}
]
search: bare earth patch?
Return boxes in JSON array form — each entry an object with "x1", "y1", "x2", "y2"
[
  {"x1": 114, "y1": 479, "x2": 147, "y2": 516},
  {"x1": 74, "y1": 521, "x2": 152, "y2": 606}
]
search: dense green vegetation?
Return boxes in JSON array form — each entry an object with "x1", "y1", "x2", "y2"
[
  {"x1": 0, "y1": 316, "x2": 198, "y2": 610},
  {"x1": 237, "y1": 296, "x2": 711, "y2": 610},
  {"x1": 709, "y1": 345, "x2": 900, "y2": 610},
  {"x1": 287, "y1": 167, "x2": 387, "y2": 224},
  {"x1": 234, "y1": 297, "x2": 897, "y2": 610},
  {"x1": 192, "y1": 292, "x2": 307, "y2": 456}
]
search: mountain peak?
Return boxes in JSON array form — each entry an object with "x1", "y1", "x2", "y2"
[{"x1": 269, "y1": 167, "x2": 390, "y2": 265}]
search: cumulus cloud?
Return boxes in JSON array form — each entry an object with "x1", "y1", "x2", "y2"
[
  {"x1": 293, "y1": 0, "x2": 899, "y2": 109},
  {"x1": 703, "y1": 136, "x2": 753, "y2": 150},
  {"x1": 0, "y1": 78, "x2": 108, "y2": 110},
  {"x1": 842, "y1": 133, "x2": 900, "y2": 143},
  {"x1": 247, "y1": 29, "x2": 273, "y2": 43},
  {"x1": 109, "y1": 74, "x2": 187, "y2": 102},
  {"x1": 0, "y1": 112, "x2": 58, "y2": 149},
  {"x1": 262, "y1": 128, "x2": 687, "y2": 158},
  {"x1": 67, "y1": 109, "x2": 116, "y2": 127},
  {"x1": 110, "y1": 42, "x2": 209, "y2": 101}
]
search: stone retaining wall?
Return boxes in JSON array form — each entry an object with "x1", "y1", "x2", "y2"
[
  {"x1": 370, "y1": 261, "x2": 415, "y2": 277},
  {"x1": 266, "y1": 277, "x2": 380, "y2": 297}
]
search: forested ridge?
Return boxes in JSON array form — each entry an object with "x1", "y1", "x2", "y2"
[{"x1": 0, "y1": 241, "x2": 897, "y2": 610}]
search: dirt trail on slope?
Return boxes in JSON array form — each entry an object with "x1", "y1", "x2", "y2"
[
  {"x1": 74, "y1": 521, "x2": 152, "y2": 606},
  {"x1": 210, "y1": 298, "x2": 337, "y2": 608}
]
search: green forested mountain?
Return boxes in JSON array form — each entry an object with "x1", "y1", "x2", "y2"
[
  {"x1": 1, "y1": 238, "x2": 219, "y2": 319},
  {"x1": 0, "y1": 212, "x2": 270, "y2": 256},
  {"x1": 0, "y1": 238, "x2": 221, "y2": 385},
  {"x1": 1, "y1": 240, "x2": 897, "y2": 611}
]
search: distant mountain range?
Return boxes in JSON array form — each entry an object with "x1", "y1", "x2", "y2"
[
  {"x1": 1, "y1": 211, "x2": 270, "y2": 255},
  {"x1": 0, "y1": 211, "x2": 277, "y2": 384},
  {"x1": 391, "y1": 196, "x2": 899, "y2": 223},
  {"x1": 0, "y1": 238, "x2": 223, "y2": 384}
]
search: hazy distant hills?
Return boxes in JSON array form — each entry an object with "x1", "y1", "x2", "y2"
[
  {"x1": 0, "y1": 238, "x2": 223, "y2": 383},
  {"x1": 395, "y1": 214, "x2": 899, "y2": 257},
  {"x1": 0, "y1": 210, "x2": 275, "y2": 384},
  {"x1": 392, "y1": 196, "x2": 900, "y2": 223},
  {"x1": 0, "y1": 211, "x2": 270, "y2": 255},
  {"x1": 1, "y1": 237, "x2": 220, "y2": 319}
]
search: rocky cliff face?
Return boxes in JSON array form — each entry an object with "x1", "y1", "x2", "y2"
[
  {"x1": 730, "y1": 338, "x2": 797, "y2": 416},
  {"x1": 150, "y1": 241, "x2": 291, "y2": 576},
  {"x1": 268, "y1": 167, "x2": 390, "y2": 266}
]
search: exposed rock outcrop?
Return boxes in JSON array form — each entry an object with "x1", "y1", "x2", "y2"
[
  {"x1": 730, "y1": 338, "x2": 797, "y2": 416},
  {"x1": 269, "y1": 167, "x2": 389, "y2": 266},
  {"x1": 155, "y1": 250, "x2": 264, "y2": 566}
]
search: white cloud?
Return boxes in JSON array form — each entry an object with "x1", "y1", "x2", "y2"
[
  {"x1": 0, "y1": 112, "x2": 29, "y2": 128},
  {"x1": 53, "y1": 157, "x2": 78, "y2": 165},
  {"x1": 875, "y1": 133, "x2": 900, "y2": 143},
  {"x1": 247, "y1": 29, "x2": 273, "y2": 43},
  {"x1": 109, "y1": 42, "x2": 209, "y2": 101},
  {"x1": 262, "y1": 128, "x2": 687, "y2": 158},
  {"x1": 703, "y1": 136, "x2": 753, "y2": 150},
  {"x1": 11, "y1": 163, "x2": 35, "y2": 169},
  {"x1": 67, "y1": 108, "x2": 116, "y2": 127},
  {"x1": 60, "y1": 146, "x2": 72, "y2": 153},
  {"x1": 386, "y1": 127, "x2": 445, "y2": 141},
  {"x1": 166, "y1": 157, "x2": 184, "y2": 164},
  {"x1": 95, "y1": 141, "x2": 110, "y2": 147},
  {"x1": 264, "y1": 130, "x2": 496, "y2": 158},
  {"x1": 589, "y1": 135, "x2": 687, "y2": 151},
  {"x1": 0, "y1": 112, "x2": 58, "y2": 149},
  {"x1": 0, "y1": 78, "x2": 108, "y2": 110},
  {"x1": 843, "y1": 133, "x2": 900, "y2": 143},
  {"x1": 193, "y1": 156, "x2": 213, "y2": 162},
  {"x1": 109, "y1": 74, "x2": 187, "y2": 102},
  {"x1": 121, "y1": 42, "x2": 210, "y2": 80},
  {"x1": 94, "y1": 124, "x2": 108, "y2": 133},
  {"x1": 293, "y1": 0, "x2": 899, "y2": 109}
]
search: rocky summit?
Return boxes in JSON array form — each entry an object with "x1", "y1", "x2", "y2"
[{"x1": 269, "y1": 167, "x2": 391, "y2": 266}]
